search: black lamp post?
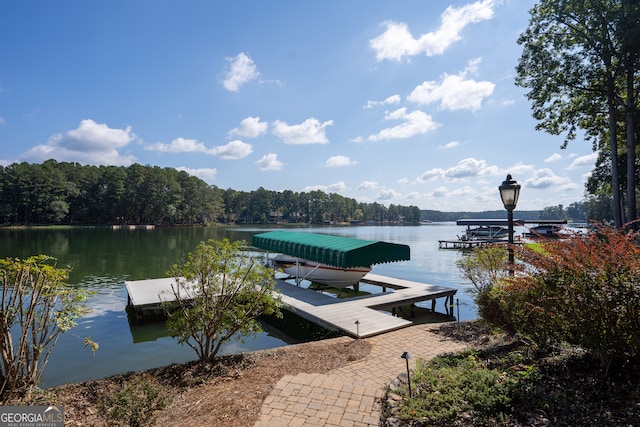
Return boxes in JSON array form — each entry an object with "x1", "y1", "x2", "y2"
[
  {"x1": 401, "y1": 351, "x2": 412, "y2": 398},
  {"x1": 499, "y1": 174, "x2": 521, "y2": 267}
]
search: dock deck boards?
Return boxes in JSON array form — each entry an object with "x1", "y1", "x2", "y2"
[
  {"x1": 125, "y1": 277, "x2": 177, "y2": 308},
  {"x1": 126, "y1": 273, "x2": 457, "y2": 338}
]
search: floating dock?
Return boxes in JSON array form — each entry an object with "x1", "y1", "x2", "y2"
[{"x1": 125, "y1": 273, "x2": 457, "y2": 338}]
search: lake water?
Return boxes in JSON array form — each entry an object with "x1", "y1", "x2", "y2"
[{"x1": 0, "y1": 223, "x2": 482, "y2": 388}]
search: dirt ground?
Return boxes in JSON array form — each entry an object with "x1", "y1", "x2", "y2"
[{"x1": 42, "y1": 336, "x2": 371, "y2": 426}]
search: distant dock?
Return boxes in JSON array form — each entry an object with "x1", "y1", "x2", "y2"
[
  {"x1": 438, "y1": 239, "x2": 511, "y2": 249},
  {"x1": 111, "y1": 224, "x2": 155, "y2": 230},
  {"x1": 125, "y1": 273, "x2": 457, "y2": 338}
]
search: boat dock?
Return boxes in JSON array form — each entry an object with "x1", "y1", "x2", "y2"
[
  {"x1": 125, "y1": 273, "x2": 457, "y2": 338},
  {"x1": 438, "y1": 239, "x2": 509, "y2": 249}
]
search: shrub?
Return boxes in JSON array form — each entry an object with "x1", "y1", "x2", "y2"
[
  {"x1": 0, "y1": 255, "x2": 94, "y2": 401},
  {"x1": 455, "y1": 245, "x2": 510, "y2": 297},
  {"x1": 98, "y1": 374, "x2": 171, "y2": 427},
  {"x1": 456, "y1": 245, "x2": 513, "y2": 326},
  {"x1": 164, "y1": 238, "x2": 283, "y2": 362},
  {"x1": 397, "y1": 351, "x2": 516, "y2": 425},
  {"x1": 495, "y1": 224, "x2": 640, "y2": 367}
]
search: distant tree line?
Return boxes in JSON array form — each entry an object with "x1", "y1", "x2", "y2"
[
  {"x1": 421, "y1": 210, "x2": 545, "y2": 222},
  {"x1": 422, "y1": 202, "x2": 596, "y2": 223},
  {"x1": 0, "y1": 160, "x2": 422, "y2": 226}
]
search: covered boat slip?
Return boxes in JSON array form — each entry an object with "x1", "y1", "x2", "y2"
[
  {"x1": 251, "y1": 231, "x2": 455, "y2": 337},
  {"x1": 455, "y1": 219, "x2": 568, "y2": 227},
  {"x1": 439, "y1": 219, "x2": 569, "y2": 249},
  {"x1": 126, "y1": 232, "x2": 457, "y2": 338},
  {"x1": 251, "y1": 231, "x2": 410, "y2": 268}
]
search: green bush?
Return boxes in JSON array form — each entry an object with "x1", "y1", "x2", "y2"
[
  {"x1": 397, "y1": 351, "x2": 516, "y2": 425},
  {"x1": 164, "y1": 238, "x2": 282, "y2": 362},
  {"x1": 457, "y1": 224, "x2": 640, "y2": 367},
  {"x1": 98, "y1": 374, "x2": 171, "y2": 427},
  {"x1": 488, "y1": 224, "x2": 640, "y2": 367},
  {"x1": 455, "y1": 245, "x2": 510, "y2": 297},
  {"x1": 0, "y1": 255, "x2": 93, "y2": 401}
]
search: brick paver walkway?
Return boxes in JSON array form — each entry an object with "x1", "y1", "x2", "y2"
[{"x1": 254, "y1": 323, "x2": 468, "y2": 426}]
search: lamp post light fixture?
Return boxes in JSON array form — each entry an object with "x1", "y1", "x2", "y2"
[
  {"x1": 400, "y1": 351, "x2": 413, "y2": 398},
  {"x1": 499, "y1": 174, "x2": 521, "y2": 268}
]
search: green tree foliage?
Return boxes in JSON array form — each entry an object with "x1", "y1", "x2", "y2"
[
  {"x1": 456, "y1": 245, "x2": 513, "y2": 328},
  {"x1": 456, "y1": 245, "x2": 510, "y2": 297},
  {"x1": 0, "y1": 255, "x2": 93, "y2": 401},
  {"x1": 516, "y1": 0, "x2": 640, "y2": 227},
  {"x1": 164, "y1": 239, "x2": 283, "y2": 362},
  {"x1": 0, "y1": 160, "x2": 422, "y2": 226},
  {"x1": 482, "y1": 224, "x2": 640, "y2": 368}
]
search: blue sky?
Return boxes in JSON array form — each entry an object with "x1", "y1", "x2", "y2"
[{"x1": 0, "y1": 0, "x2": 597, "y2": 212}]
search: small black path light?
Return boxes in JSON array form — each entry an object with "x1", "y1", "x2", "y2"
[
  {"x1": 401, "y1": 351, "x2": 412, "y2": 398},
  {"x1": 355, "y1": 320, "x2": 360, "y2": 338},
  {"x1": 499, "y1": 174, "x2": 521, "y2": 269}
]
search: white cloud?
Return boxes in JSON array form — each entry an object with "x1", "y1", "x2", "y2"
[
  {"x1": 221, "y1": 52, "x2": 260, "y2": 92},
  {"x1": 146, "y1": 138, "x2": 252, "y2": 160},
  {"x1": 367, "y1": 108, "x2": 439, "y2": 141},
  {"x1": 364, "y1": 94, "x2": 401, "y2": 109},
  {"x1": 377, "y1": 188, "x2": 400, "y2": 200},
  {"x1": 567, "y1": 152, "x2": 597, "y2": 170},
  {"x1": 146, "y1": 137, "x2": 208, "y2": 153},
  {"x1": 545, "y1": 153, "x2": 562, "y2": 163},
  {"x1": 176, "y1": 167, "x2": 218, "y2": 183},
  {"x1": 525, "y1": 168, "x2": 577, "y2": 190},
  {"x1": 405, "y1": 191, "x2": 422, "y2": 200},
  {"x1": 0, "y1": 117, "x2": 5, "y2": 125},
  {"x1": 328, "y1": 181, "x2": 347, "y2": 192},
  {"x1": 325, "y1": 155, "x2": 357, "y2": 167},
  {"x1": 303, "y1": 181, "x2": 347, "y2": 193},
  {"x1": 430, "y1": 186, "x2": 450, "y2": 197},
  {"x1": 255, "y1": 153, "x2": 283, "y2": 171},
  {"x1": 504, "y1": 163, "x2": 536, "y2": 178},
  {"x1": 439, "y1": 140, "x2": 461, "y2": 149},
  {"x1": 450, "y1": 186, "x2": 478, "y2": 197},
  {"x1": 228, "y1": 116, "x2": 268, "y2": 138},
  {"x1": 428, "y1": 185, "x2": 477, "y2": 200},
  {"x1": 369, "y1": 0, "x2": 496, "y2": 61},
  {"x1": 22, "y1": 119, "x2": 136, "y2": 166},
  {"x1": 417, "y1": 157, "x2": 499, "y2": 182},
  {"x1": 408, "y1": 59, "x2": 495, "y2": 111},
  {"x1": 358, "y1": 181, "x2": 380, "y2": 190},
  {"x1": 272, "y1": 118, "x2": 333, "y2": 144},
  {"x1": 211, "y1": 140, "x2": 253, "y2": 160}
]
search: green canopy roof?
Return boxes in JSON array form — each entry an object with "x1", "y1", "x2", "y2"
[{"x1": 252, "y1": 231, "x2": 410, "y2": 268}]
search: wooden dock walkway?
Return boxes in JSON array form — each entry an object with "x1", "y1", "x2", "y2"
[{"x1": 125, "y1": 273, "x2": 457, "y2": 338}]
